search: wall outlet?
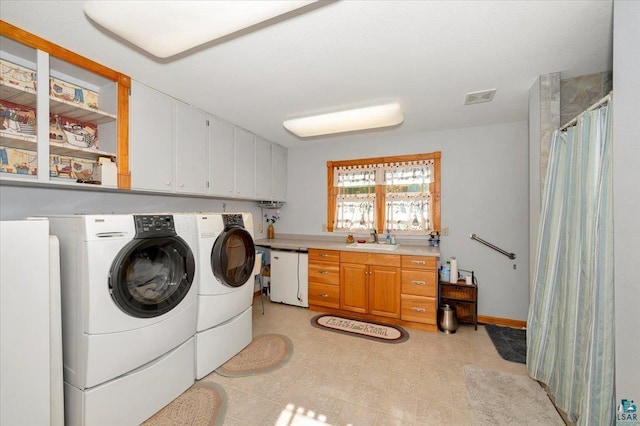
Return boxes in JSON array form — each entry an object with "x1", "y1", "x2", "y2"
[
  {"x1": 441, "y1": 227, "x2": 449, "y2": 236},
  {"x1": 322, "y1": 223, "x2": 327, "y2": 232}
]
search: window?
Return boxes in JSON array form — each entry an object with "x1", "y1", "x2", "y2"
[{"x1": 327, "y1": 152, "x2": 440, "y2": 234}]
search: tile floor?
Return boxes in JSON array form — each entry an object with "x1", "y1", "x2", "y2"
[{"x1": 199, "y1": 301, "x2": 528, "y2": 426}]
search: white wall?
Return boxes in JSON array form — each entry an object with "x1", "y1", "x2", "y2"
[
  {"x1": 0, "y1": 187, "x2": 268, "y2": 237},
  {"x1": 613, "y1": 0, "x2": 640, "y2": 406},
  {"x1": 285, "y1": 121, "x2": 530, "y2": 321}
]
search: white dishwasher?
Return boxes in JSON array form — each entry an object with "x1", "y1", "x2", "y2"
[{"x1": 269, "y1": 248, "x2": 309, "y2": 307}]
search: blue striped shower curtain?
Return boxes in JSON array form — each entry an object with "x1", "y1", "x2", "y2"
[{"x1": 527, "y1": 97, "x2": 614, "y2": 425}]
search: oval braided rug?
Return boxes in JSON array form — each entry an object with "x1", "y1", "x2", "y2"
[
  {"x1": 215, "y1": 334, "x2": 293, "y2": 377},
  {"x1": 141, "y1": 382, "x2": 227, "y2": 426}
]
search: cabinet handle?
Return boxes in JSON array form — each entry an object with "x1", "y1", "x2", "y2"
[
  {"x1": 411, "y1": 280, "x2": 426, "y2": 285},
  {"x1": 166, "y1": 181, "x2": 171, "y2": 186},
  {"x1": 411, "y1": 260, "x2": 426, "y2": 265},
  {"x1": 411, "y1": 307, "x2": 426, "y2": 312},
  {"x1": 319, "y1": 253, "x2": 328, "y2": 257},
  {"x1": 318, "y1": 271, "x2": 329, "y2": 274},
  {"x1": 179, "y1": 183, "x2": 184, "y2": 187},
  {"x1": 319, "y1": 293, "x2": 329, "y2": 298}
]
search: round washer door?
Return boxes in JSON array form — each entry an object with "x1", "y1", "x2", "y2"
[
  {"x1": 211, "y1": 226, "x2": 256, "y2": 288},
  {"x1": 109, "y1": 236, "x2": 195, "y2": 318}
]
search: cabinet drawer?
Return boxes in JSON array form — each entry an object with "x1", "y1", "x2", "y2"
[
  {"x1": 308, "y1": 282, "x2": 340, "y2": 308},
  {"x1": 401, "y1": 255, "x2": 437, "y2": 270},
  {"x1": 309, "y1": 249, "x2": 340, "y2": 263},
  {"x1": 340, "y1": 251, "x2": 400, "y2": 267},
  {"x1": 401, "y1": 270, "x2": 436, "y2": 297},
  {"x1": 401, "y1": 295, "x2": 436, "y2": 324},
  {"x1": 308, "y1": 262, "x2": 340, "y2": 285}
]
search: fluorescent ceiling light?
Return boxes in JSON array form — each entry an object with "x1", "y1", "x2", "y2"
[
  {"x1": 84, "y1": 1, "x2": 316, "y2": 58},
  {"x1": 283, "y1": 103, "x2": 404, "y2": 138}
]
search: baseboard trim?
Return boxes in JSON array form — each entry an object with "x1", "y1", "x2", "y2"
[{"x1": 478, "y1": 315, "x2": 526, "y2": 328}]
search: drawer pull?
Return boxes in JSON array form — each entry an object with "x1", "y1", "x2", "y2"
[
  {"x1": 319, "y1": 293, "x2": 329, "y2": 298},
  {"x1": 319, "y1": 253, "x2": 328, "y2": 257},
  {"x1": 411, "y1": 280, "x2": 426, "y2": 285},
  {"x1": 411, "y1": 260, "x2": 426, "y2": 265},
  {"x1": 411, "y1": 307, "x2": 426, "y2": 312},
  {"x1": 318, "y1": 270, "x2": 329, "y2": 274}
]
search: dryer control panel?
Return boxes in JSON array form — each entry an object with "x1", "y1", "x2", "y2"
[
  {"x1": 134, "y1": 215, "x2": 177, "y2": 238},
  {"x1": 222, "y1": 214, "x2": 244, "y2": 229}
]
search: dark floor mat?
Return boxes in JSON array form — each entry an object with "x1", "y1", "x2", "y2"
[{"x1": 485, "y1": 324, "x2": 526, "y2": 364}]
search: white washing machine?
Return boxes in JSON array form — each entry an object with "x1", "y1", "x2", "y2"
[
  {"x1": 194, "y1": 212, "x2": 257, "y2": 379},
  {"x1": 47, "y1": 214, "x2": 198, "y2": 426}
]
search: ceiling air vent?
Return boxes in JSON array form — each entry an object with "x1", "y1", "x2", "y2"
[{"x1": 464, "y1": 89, "x2": 497, "y2": 105}]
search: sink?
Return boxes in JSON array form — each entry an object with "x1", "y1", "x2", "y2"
[{"x1": 344, "y1": 242, "x2": 399, "y2": 251}]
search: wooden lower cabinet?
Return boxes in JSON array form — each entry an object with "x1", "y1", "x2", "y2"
[
  {"x1": 308, "y1": 249, "x2": 340, "y2": 309},
  {"x1": 339, "y1": 252, "x2": 401, "y2": 319},
  {"x1": 309, "y1": 250, "x2": 439, "y2": 332},
  {"x1": 401, "y1": 294, "x2": 437, "y2": 324},
  {"x1": 339, "y1": 262, "x2": 368, "y2": 313},
  {"x1": 368, "y1": 265, "x2": 401, "y2": 318},
  {"x1": 400, "y1": 255, "x2": 438, "y2": 327}
]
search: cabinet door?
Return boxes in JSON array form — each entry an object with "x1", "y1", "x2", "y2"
[
  {"x1": 271, "y1": 143, "x2": 287, "y2": 201},
  {"x1": 340, "y1": 263, "x2": 367, "y2": 314},
  {"x1": 208, "y1": 116, "x2": 234, "y2": 196},
  {"x1": 175, "y1": 102, "x2": 208, "y2": 194},
  {"x1": 369, "y1": 265, "x2": 401, "y2": 318},
  {"x1": 129, "y1": 82, "x2": 173, "y2": 191},
  {"x1": 254, "y1": 136, "x2": 271, "y2": 200},
  {"x1": 234, "y1": 127, "x2": 255, "y2": 198}
]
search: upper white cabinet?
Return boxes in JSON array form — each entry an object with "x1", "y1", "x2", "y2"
[
  {"x1": 234, "y1": 127, "x2": 255, "y2": 199},
  {"x1": 127, "y1": 80, "x2": 287, "y2": 201},
  {"x1": 0, "y1": 22, "x2": 130, "y2": 188},
  {"x1": 129, "y1": 82, "x2": 173, "y2": 192},
  {"x1": 254, "y1": 136, "x2": 271, "y2": 200},
  {"x1": 175, "y1": 102, "x2": 208, "y2": 194},
  {"x1": 208, "y1": 116, "x2": 234, "y2": 197},
  {"x1": 271, "y1": 142, "x2": 287, "y2": 202},
  {"x1": 130, "y1": 81, "x2": 208, "y2": 195},
  {"x1": 208, "y1": 119, "x2": 286, "y2": 201}
]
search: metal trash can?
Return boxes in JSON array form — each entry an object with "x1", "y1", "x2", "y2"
[{"x1": 438, "y1": 304, "x2": 458, "y2": 334}]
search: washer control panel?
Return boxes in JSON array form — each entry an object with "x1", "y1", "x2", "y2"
[
  {"x1": 222, "y1": 214, "x2": 244, "y2": 229},
  {"x1": 134, "y1": 215, "x2": 177, "y2": 238}
]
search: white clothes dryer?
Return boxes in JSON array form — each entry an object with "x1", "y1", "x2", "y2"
[
  {"x1": 47, "y1": 214, "x2": 197, "y2": 426},
  {"x1": 194, "y1": 212, "x2": 257, "y2": 379}
]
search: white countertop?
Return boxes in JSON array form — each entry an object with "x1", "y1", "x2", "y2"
[{"x1": 254, "y1": 235, "x2": 440, "y2": 257}]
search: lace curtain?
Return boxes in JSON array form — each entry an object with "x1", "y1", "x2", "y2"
[
  {"x1": 334, "y1": 165, "x2": 376, "y2": 231},
  {"x1": 333, "y1": 160, "x2": 433, "y2": 233}
]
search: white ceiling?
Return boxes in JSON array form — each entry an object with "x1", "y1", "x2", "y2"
[{"x1": 0, "y1": 1, "x2": 613, "y2": 148}]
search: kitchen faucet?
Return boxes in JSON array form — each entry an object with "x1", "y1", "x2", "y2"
[{"x1": 371, "y1": 229, "x2": 378, "y2": 243}]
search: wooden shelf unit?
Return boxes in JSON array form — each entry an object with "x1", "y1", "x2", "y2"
[{"x1": 439, "y1": 280, "x2": 478, "y2": 330}]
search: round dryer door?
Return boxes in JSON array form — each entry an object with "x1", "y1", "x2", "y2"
[
  {"x1": 109, "y1": 236, "x2": 195, "y2": 318},
  {"x1": 211, "y1": 226, "x2": 256, "y2": 288}
]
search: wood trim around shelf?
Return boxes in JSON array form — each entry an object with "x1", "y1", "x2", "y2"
[
  {"x1": 478, "y1": 315, "x2": 527, "y2": 329},
  {"x1": 1, "y1": 19, "x2": 132, "y2": 190},
  {"x1": 117, "y1": 76, "x2": 131, "y2": 189},
  {"x1": 1, "y1": 20, "x2": 121, "y2": 81}
]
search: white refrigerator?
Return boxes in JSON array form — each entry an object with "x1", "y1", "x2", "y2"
[{"x1": 269, "y1": 249, "x2": 309, "y2": 307}]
